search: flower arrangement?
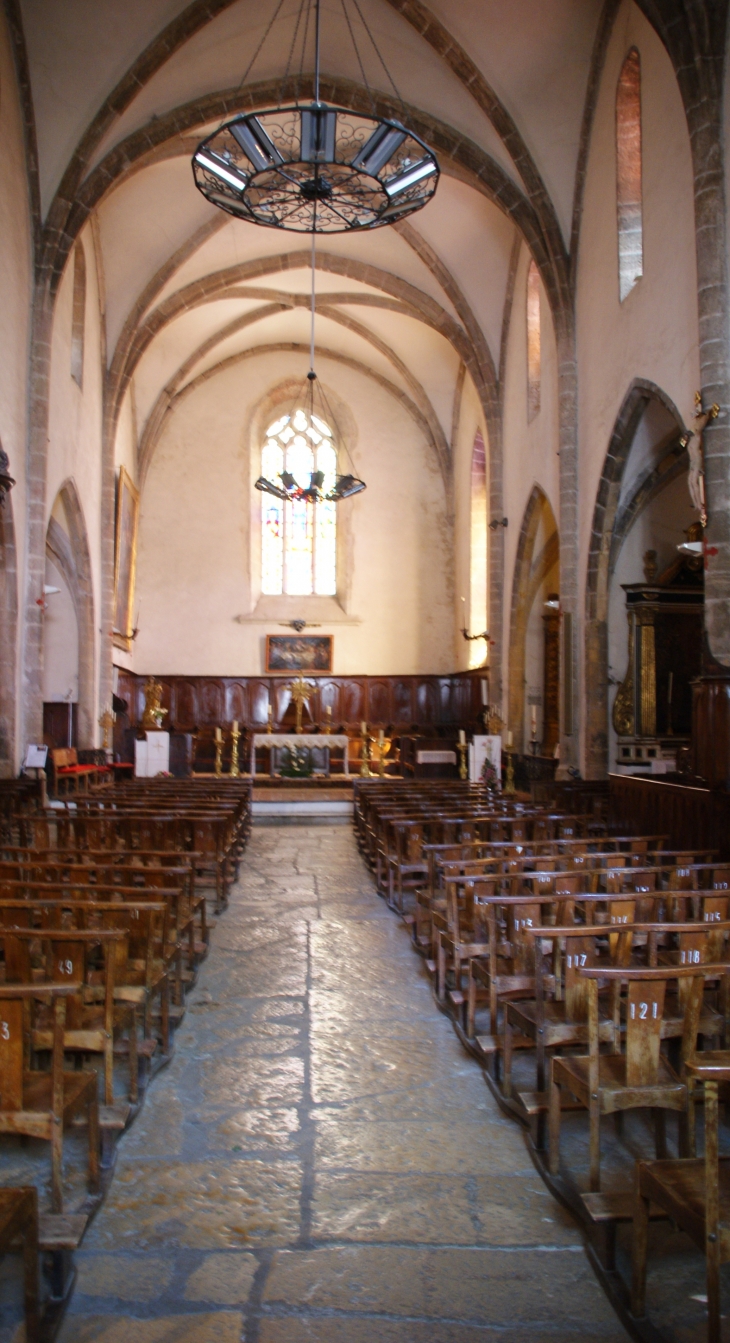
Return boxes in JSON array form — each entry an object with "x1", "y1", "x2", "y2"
[{"x1": 480, "y1": 756, "x2": 499, "y2": 790}]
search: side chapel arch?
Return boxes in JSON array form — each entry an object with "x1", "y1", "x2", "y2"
[
  {"x1": 45, "y1": 481, "x2": 96, "y2": 748},
  {"x1": 584, "y1": 380, "x2": 686, "y2": 778},
  {"x1": 507, "y1": 485, "x2": 560, "y2": 754}
]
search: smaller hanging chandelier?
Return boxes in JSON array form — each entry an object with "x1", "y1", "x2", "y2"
[
  {"x1": 192, "y1": 0, "x2": 439, "y2": 234},
  {"x1": 255, "y1": 374, "x2": 366, "y2": 504},
  {"x1": 256, "y1": 230, "x2": 366, "y2": 504}
]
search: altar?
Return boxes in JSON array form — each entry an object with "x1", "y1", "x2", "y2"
[{"x1": 250, "y1": 734, "x2": 350, "y2": 778}]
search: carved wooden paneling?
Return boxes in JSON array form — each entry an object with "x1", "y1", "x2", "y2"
[
  {"x1": 318, "y1": 680, "x2": 341, "y2": 723},
  {"x1": 115, "y1": 672, "x2": 493, "y2": 732},
  {"x1": 439, "y1": 677, "x2": 453, "y2": 723},
  {"x1": 226, "y1": 682, "x2": 247, "y2": 725},
  {"x1": 174, "y1": 680, "x2": 198, "y2": 730},
  {"x1": 249, "y1": 680, "x2": 271, "y2": 727},
  {"x1": 392, "y1": 679, "x2": 414, "y2": 724},
  {"x1": 367, "y1": 678, "x2": 392, "y2": 725},
  {"x1": 341, "y1": 679, "x2": 365, "y2": 723},
  {"x1": 199, "y1": 680, "x2": 223, "y2": 724},
  {"x1": 416, "y1": 679, "x2": 439, "y2": 724}
]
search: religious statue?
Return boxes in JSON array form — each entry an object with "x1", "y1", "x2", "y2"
[
  {"x1": 288, "y1": 676, "x2": 312, "y2": 734},
  {"x1": 681, "y1": 390, "x2": 720, "y2": 527},
  {"x1": 142, "y1": 677, "x2": 168, "y2": 730}
]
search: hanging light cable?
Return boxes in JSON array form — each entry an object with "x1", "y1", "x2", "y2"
[
  {"x1": 255, "y1": 231, "x2": 366, "y2": 504},
  {"x1": 192, "y1": 0, "x2": 439, "y2": 233}
]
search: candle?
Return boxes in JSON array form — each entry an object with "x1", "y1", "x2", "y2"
[
  {"x1": 459, "y1": 729, "x2": 465, "y2": 745},
  {"x1": 361, "y1": 721, "x2": 367, "y2": 735},
  {"x1": 215, "y1": 726, "x2": 222, "y2": 741},
  {"x1": 530, "y1": 705, "x2": 537, "y2": 735},
  {"x1": 378, "y1": 728, "x2": 384, "y2": 742},
  {"x1": 267, "y1": 704, "x2": 272, "y2": 719},
  {"x1": 481, "y1": 679, "x2": 488, "y2": 706},
  {"x1": 667, "y1": 672, "x2": 673, "y2": 704},
  {"x1": 326, "y1": 705, "x2": 332, "y2": 717},
  {"x1": 232, "y1": 720, "x2": 238, "y2": 734},
  {"x1": 506, "y1": 729, "x2": 513, "y2": 748}
]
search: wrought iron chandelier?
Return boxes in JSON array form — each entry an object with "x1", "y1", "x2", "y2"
[
  {"x1": 192, "y1": 0, "x2": 439, "y2": 233},
  {"x1": 255, "y1": 237, "x2": 366, "y2": 503}
]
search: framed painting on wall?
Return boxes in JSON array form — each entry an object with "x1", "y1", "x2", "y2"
[
  {"x1": 113, "y1": 466, "x2": 140, "y2": 652},
  {"x1": 266, "y1": 634, "x2": 333, "y2": 675}
]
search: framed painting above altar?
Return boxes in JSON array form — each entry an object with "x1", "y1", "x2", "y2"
[
  {"x1": 266, "y1": 634, "x2": 333, "y2": 674},
  {"x1": 113, "y1": 466, "x2": 140, "y2": 652}
]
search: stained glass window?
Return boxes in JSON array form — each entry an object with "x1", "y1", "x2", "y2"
[{"x1": 261, "y1": 411, "x2": 337, "y2": 595}]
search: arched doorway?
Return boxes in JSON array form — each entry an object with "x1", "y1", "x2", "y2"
[
  {"x1": 585, "y1": 380, "x2": 690, "y2": 778},
  {"x1": 508, "y1": 486, "x2": 560, "y2": 754}
]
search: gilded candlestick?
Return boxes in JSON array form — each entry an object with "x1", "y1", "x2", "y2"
[
  {"x1": 360, "y1": 724, "x2": 372, "y2": 778},
  {"x1": 214, "y1": 731, "x2": 223, "y2": 777},
  {"x1": 504, "y1": 750, "x2": 516, "y2": 795},
  {"x1": 229, "y1": 726, "x2": 241, "y2": 777},
  {"x1": 457, "y1": 741, "x2": 468, "y2": 780}
]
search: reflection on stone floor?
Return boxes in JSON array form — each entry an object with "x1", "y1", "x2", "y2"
[{"x1": 56, "y1": 824, "x2": 628, "y2": 1342}]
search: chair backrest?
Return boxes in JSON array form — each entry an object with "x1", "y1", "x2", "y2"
[{"x1": 0, "y1": 997, "x2": 24, "y2": 1110}]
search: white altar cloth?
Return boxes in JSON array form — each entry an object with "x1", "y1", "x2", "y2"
[{"x1": 251, "y1": 733, "x2": 350, "y2": 777}]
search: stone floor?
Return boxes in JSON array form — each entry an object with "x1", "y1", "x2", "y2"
[{"x1": 50, "y1": 822, "x2": 628, "y2": 1342}]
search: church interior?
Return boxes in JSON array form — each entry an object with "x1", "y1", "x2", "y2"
[{"x1": 3, "y1": 0, "x2": 730, "y2": 1339}]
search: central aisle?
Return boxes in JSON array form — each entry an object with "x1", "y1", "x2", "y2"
[{"x1": 60, "y1": 824, "x2": 629, "y2": 1342}]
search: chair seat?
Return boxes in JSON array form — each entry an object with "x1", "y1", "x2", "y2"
[
  {"x1": 508, "y1": 998, "x2": 615, "y2": 1042},
  {"x1": 638, "y1": 1156, "x2": 730, "y2": 1252},
  {"x1": 554, "y1": 1051, "x2": 685, "y2": 1110}
]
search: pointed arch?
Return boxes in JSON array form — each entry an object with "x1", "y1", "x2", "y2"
[
  {"x1": 584, "y1": 379, "x2": 685, "y2": 777},
  {"x1": 45, "y1": 481, "x2": 96, "y2": 747},
  {"x1": 508, "y1": 486, "x2": 559, "y2": 752}
]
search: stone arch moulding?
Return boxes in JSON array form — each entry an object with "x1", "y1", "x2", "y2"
[
  {"x1": 584, "y1": 378, "x2": 685, "y2": 779},
  {"x1": 45, "y1": 480, "x2": 96, "y2": 749},
  {"x1": 507, "y1": 485, "x2": 559, "y2": 753},
  {"x1": 0, "y1": 491, "x2": 19, "y2": 776}
]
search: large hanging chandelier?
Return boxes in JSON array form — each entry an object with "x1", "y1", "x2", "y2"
[{"x1": 192, "y1": 0, "x2": 439, "y2": 233}]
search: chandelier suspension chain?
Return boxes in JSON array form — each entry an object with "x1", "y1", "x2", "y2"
[
  {"x1": 281, "y1": 0, "x2": 309, "y2": 106},
  {"x1": 349, "y1": 0, "x2": 404, "y2": 106},
  {"x1": 339, "y1": 0, "x2": 376, "y2": 117},
  {"x1": 236, "y1": 0, "x2": 286, "y2": 94}
]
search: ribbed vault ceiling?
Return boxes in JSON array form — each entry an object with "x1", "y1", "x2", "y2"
[{"x1": 17, "y1": 0, "x2": 606, "y2": 480}]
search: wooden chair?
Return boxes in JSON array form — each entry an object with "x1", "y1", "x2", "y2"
[
  {"x1": 0, "y1": 984, "x2": 100, "y2": 1211},
  {"x1": 548, "y1": 964, "x2": 718, "y2": 1191},
  {"x1": 631, "y1": 1053, "x2": 730, "y2": 1341},
  {"x1": 0, "y1": 1187, "x2": 39, "y2": 1343}
]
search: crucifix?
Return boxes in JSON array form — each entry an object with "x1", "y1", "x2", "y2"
[{"x1": 288, "y1": 676, "x2": 312, "y2": 734}]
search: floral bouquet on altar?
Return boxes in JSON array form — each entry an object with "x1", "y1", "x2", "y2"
[
  {"x1": 279, "y1": 745, "x2": 313, "y2": 778},
  {"x1": 480, "y1": 755, "x2": 499, "y2": 791}
]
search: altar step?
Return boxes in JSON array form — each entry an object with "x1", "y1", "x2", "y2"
[{"x1": 253, "y1": 784, "x2": 353, "y2": 823}]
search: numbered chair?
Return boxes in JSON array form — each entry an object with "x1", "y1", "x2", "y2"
[
  {"x1": 549, "y1": 964, "x2": 718, "y2": 1191},
  {"x1": 0, "y1": 984, "x2": 100, "y2": 1212},
  {"x1": 632, "y1": 1053, "x2": 730, "y2": 1342}
]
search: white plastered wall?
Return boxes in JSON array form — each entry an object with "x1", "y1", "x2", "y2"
[
  {"x1": 133, "y1": 351, "x2": 454, "y2": 676},
  {"x1": 576, "y1": 0, "x2": 700, "y2": 771}
]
